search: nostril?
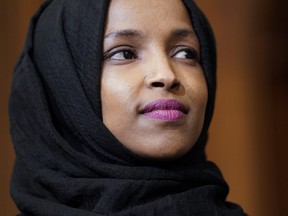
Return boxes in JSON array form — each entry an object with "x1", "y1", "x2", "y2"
[
  {"x1": 171, "y1": 82, "x2": 180, "y2": 89},
  {"x1": 152, "y1": 82, "x2": 165, "y2": 87}
]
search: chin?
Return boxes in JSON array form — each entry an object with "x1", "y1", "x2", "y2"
[{"x1": 134, "y1": 141, "x2": 194, "y2": 161}]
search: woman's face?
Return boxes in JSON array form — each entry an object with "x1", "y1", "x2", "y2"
[{"x1": 101, "y1": 0, "x2": 208, "y2": 160}]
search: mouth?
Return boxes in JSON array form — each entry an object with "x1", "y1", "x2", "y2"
[{"x1": 140, "y1": 99, "x2": 189, "y2": 121}]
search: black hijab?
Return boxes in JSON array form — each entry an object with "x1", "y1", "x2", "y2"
[{"x1": 9, "y1": 0, "x2": 246, "y2": 215}]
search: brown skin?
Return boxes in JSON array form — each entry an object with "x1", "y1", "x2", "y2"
[{"x1": 101, "y1": 0, "x2": 208, "y2": 160}]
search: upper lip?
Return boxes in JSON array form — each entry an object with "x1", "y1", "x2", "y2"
[{"x1": 140, "y1": 99, "x2": 189, "y2": 114}]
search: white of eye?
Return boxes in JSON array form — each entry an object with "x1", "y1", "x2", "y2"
[
  {"x1": 110, "y1": 51, "x2": 135, "y2": 60},
  {"x1": 174, "y1": 50, "x2": 196, "y2": 59}
]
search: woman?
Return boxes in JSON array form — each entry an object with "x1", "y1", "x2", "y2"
[{"x1": 9, "y1": 0, "x2": 246, "y2": 215}]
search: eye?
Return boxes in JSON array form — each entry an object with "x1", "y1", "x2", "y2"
[
  {"x1": 104, "y1": 47, "x2": 138, "y2": 62},
  {"x1": 173, "y1": 48, "x2": 198, "y2": 60},
  {"x1": 111, "y1": 50, "x2": 136, "y2": 60}
]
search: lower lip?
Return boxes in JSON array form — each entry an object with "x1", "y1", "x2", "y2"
[{"x1": 143, "y1": 110, "x2": 185, "y2": 121}]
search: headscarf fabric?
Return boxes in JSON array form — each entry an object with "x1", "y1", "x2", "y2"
[{"x1": 9, "y1": 0, "x2": 246, "y2": 215}]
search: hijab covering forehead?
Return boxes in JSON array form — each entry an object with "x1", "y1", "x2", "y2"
[{"x1": 9, "y1": 0, "x2": 245, "y2": 215}]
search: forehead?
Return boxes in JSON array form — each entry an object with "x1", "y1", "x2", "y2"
[{"x1": 105, "y1": 0, "x2": 193, "y2": 34}]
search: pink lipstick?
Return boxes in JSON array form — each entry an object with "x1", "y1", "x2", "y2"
[{"x1": 141, "y1": 99, "x2": 188, "y2": 121}]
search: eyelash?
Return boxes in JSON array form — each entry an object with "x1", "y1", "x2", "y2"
[
  {"x1": 103, "y1": 46, "x2": 199, "y2": 63},
  {"x1": 104, "y1": 47, "x2": 138, "y2": 61},
  {"x1": 172, "y1": 47, "x2": 199, "y2": 61}
]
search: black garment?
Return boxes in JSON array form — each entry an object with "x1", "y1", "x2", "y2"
[{"x1": 9, "y1": 0, "x2": 246, "y2": 215}]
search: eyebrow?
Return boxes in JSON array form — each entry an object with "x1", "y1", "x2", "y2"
[
  {"x1": 104, "y1": 29, "x2": 144, "y2": 39},
  {"x1": 104, "y1": 28, "x2": 196, "y2": 40},
  {"x1": 170, "y1": 29, "x2": 196, "y2": 38}
]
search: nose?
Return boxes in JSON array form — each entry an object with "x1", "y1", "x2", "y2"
[{"x1": 145, "y1": 58, "x2": 181, "y2": 91}]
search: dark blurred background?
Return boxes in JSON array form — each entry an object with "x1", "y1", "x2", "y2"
[{"x1": 1, "y1": 0, "x2": 287, "y2": 215}]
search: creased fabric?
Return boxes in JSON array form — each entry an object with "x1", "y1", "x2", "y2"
[{"x1": 9, "y1": 0, "x2": 246, "y2": 215}]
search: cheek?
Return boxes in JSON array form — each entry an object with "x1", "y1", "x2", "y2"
[
  {"x1": 100, "y1": 67, "x2": 142, "y2": 125},
  {"x1": 183, "y1": 71, "x2": 208, "y2": 112},
  {"x1": 194, "y1": 83, "x2": 208, "y2": 113}
]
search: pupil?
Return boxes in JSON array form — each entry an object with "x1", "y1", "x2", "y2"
[
  {"x1": 124, "y1": 51, "x2": 133, "y2": 59},
  {"x1": 185, "y1": 50, "x2": 195, "y2": 59}
]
